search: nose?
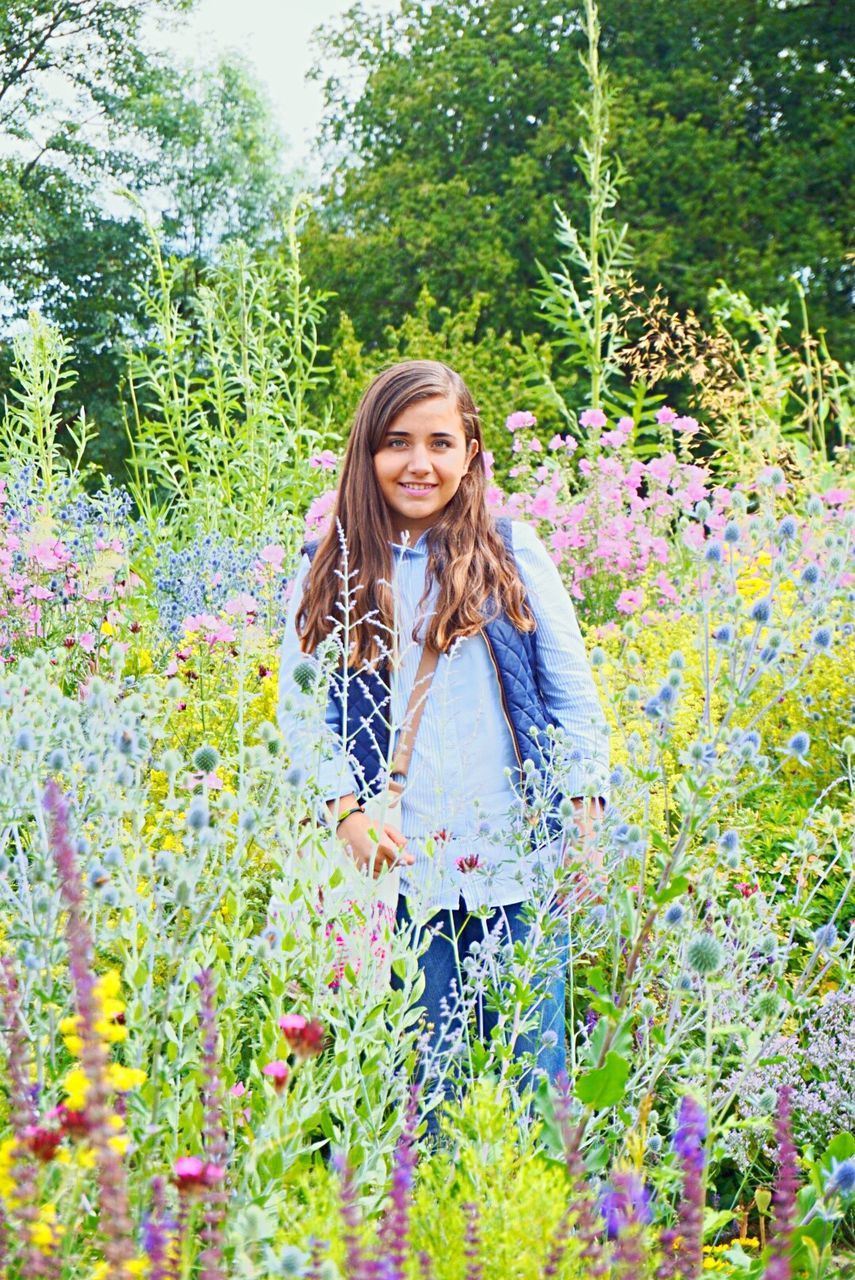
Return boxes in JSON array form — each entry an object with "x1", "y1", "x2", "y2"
[{"x1": 406, "y1": 445, "x2": 433, "y2": 475}]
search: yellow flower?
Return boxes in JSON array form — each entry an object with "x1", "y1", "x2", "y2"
[
  {"x1": 31, "y1": 1202, "x2": 62, "y2": 1252},
  {"x1": 108, "y1": 1133, "x2": 130, "y2": 1156},
  {"x1": 63, "y1": 1065, "x2": 90, "y2": 1109},
  {"x1": 0, "y1": 1135, "x2": 18, "y2": 1201},
  {"x1": 96, "y1": 971, "x2": 122, "y2": 1002},
  {"x1": 107, "y1": 1064, "x2": 146, "y2": 1093},
  {"x1": 100, "y1": 620, "x2": 115, "y2": 636},
  {"x1": 91, "y1": 1258, "x2": 148, "y2": 1279}
]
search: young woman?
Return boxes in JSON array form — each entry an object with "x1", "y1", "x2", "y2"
[{"x1": 278, "y1": 360, "x2": 609, "y2": 1087}]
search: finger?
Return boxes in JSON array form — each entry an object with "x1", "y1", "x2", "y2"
[
  {"x1": 383, "y1": 825, "x2": 408, "y2": 849},
  {"x1": 375, "y1": 843, "x2": 414, "y2": 872}
]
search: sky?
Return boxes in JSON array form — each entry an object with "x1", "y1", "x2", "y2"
[{"x1": 150, "y1": 0, "x2": 384, "y2": 176}]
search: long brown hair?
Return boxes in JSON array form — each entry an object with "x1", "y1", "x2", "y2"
[{"x1": 298, "y1": 360, "x2": 534, "y2": 667}]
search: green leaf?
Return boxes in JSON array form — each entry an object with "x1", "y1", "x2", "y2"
[{"x1": 575, "y1": 1052, "x2": 629, "y2": 1109}]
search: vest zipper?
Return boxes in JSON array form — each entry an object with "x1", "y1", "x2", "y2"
[{"x1": 482, "y1": 630, "x2": 524, "y2": 774}]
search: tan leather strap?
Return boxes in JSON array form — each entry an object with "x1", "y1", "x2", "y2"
[{"x1": 388, "y1": 645, "x2": 439, "y2": 787}]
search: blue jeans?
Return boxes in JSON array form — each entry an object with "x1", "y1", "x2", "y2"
[{"x1": 394, "y1": 895, "x2": 568, "y2": 1102}]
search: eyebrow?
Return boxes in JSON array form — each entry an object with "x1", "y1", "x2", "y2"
[{"x1": 384, "y1": 429, "x2": 457, "y2": 440}]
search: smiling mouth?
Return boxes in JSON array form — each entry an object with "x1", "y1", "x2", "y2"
[{"x1": 399, "y1": 483, "x2": 437, "y2": 494}]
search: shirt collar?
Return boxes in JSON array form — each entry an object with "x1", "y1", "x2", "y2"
[{"x1": 391, "y1": 531, "x2": 430, "y2": 556}]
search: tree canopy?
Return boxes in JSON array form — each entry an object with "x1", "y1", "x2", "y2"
[
  {"x1": 305, "y1": 0, "x2": 853, "y2": 351},
  {"x1": 0, "y1": 0, "x2": 291, "y2": 470}
]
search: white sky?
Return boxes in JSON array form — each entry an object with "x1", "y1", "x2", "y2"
[{"x1": 150, "y1": 0, "x2": 388, "y2": 177}]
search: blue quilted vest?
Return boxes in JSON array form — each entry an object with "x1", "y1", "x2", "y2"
[{"x1": 302, "y1": 518, "x2": 563, "y2": 831}]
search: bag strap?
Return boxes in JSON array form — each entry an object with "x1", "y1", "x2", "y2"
[{"x1": 388, "y1": 644, "x2": 439, "y2": 793}]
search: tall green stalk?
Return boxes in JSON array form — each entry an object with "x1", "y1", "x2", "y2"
[{"x1": 535, "y1": 0, "x2": 632, "y2": 422}]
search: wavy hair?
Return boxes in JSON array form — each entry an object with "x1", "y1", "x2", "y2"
[{"x1": 297, "y1": 360, "x2": 534, "y2": 667}]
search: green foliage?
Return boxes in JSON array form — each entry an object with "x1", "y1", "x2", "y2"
[
  {"x1": 0, "y1": 312, "x2": 93, "y2": 492},
  {"x1": 0, "y1": 7, "x2": 294, "y2": 477},
  {"x1": 325, "y1": 285, "x2": 560, "y2": 476},
  {"x1": 307, "y1": 0, "x2": 853, "y2": 353},
  {"x1": 126, "y1": 199, "x2": 332, "y2": 542},
  {"x1": 534, "y1": 0, "x2": 632, "y2": 415}
]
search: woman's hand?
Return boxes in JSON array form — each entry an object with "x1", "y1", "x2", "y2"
[
  {"x1": 561, "y1": 797, "x2": 606, "y2": 907},
  {"x1": 336, "y1": 810, "x2": 414, "y2": 879}
]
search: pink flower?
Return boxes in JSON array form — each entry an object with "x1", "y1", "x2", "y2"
[
  {"x1": 531, "y1": 492, "x2": 557, "y2": 520},
  {"x1": 822, "y1": 488, "x2": 851, "y2": 506},
  {"x1": 78, "y1": 631, "x2": 96, "y2": 652},
  {"x1": 564, "y1": 436, "x2": 578, "y2": 455},
  {"x1": 304, "y1": 489, "x2": 337, "y2": 537},
  {"x1": 310, "y1": 450, "x2": 338, "y2": 471},
  {"x1": 672, "y1": 415, "x2": 700, "y2": 436},
  {"x1": 656, "y1": 406, "x2": 677, "y2": 425},
  {"x1": 528, "y1": 436, "x2": 543, "y2": 453},
  {"x1": 29, "y1": 585, "x2": 53, "y2": 600},
  {"x1": 173, "y1": 1156, "x2": 225, "y2": 1190},
  {"x1": 511, "y1": 436, "x2": 524, "y2": 455},
  {"x1": 456, "y1": 853, "x2": 481, "y2": 873},
  {"x1": 183, "y1": 612, "x2": 219, "y2": 633},
  {"x1": 482, "y1": 449, "x2": 495, "y2": 481},
  {"x1": 646, "y1": 454, "x2": 677, "y2": 485},
  {"x1": 262, "y1": 1060, "x2": 290, "y2": 1090},
  {"x1": 505, "y1": 410, "x2": 537, "y2": 432},
  {"x1": 224, "y1": 593, "x2": 258, "y2": 618},
  {"x1": 579, "y1": 408, "x2": 607, "y2": 430},
  {"x1": 278, "y1": 1013, "x2": 326, "y2": 1060},
  {"x1": 548, "y1": 434, "x2": 565, "y2": 450},
  {"x1": 207, "y1": 622, "x2": 236, "y2": 645},
  {"x1": 616, "y1": 588, "x2": 645, "y2": 615},
  {"x1": 601, "y1": 424, "x2": 631, "y2": 450},
  {"x1": 259, "y1": 544, "x2": 286, "y2": 569},
  {"x1": 653, "y1": 571, "x2": 679, "y2": 603},
  {"x1": 29, "y1": 541, "x2": 69, "y2": 571}
]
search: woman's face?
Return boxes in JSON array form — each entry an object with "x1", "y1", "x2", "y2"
[{"x1": 373, "y1": 394, "x2": 479, "y2": 539}]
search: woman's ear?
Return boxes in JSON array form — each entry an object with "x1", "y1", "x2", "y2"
[{"x1": 463, "y1": 438, "x2": 480, "y2": 473}]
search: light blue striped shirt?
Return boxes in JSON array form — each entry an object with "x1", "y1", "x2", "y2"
[{"x1": 277, "y1": 521, "x2": 610, "y2": 912}]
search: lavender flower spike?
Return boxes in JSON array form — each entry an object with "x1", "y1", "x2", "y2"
[
  {"x1": 377, "y1": 1086, "x2": 420, "y2": 1279},
  {"x1": 668, "y1": 1095, "x2": 707, "y2": 1279},
  {"x1": 763, "y1": 1087, "x2": 800, "y2": 1280},
  {"x1": 462, "y1": 1202, "x2": 484, "y2": 1280},
  {"x1": 44, "y1": 780, "x2": 136, "y2": 1274},
  {"x1": 194, "y1": 969, "x2": 229, "y2": 1280}
]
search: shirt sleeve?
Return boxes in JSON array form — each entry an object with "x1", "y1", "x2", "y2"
[
  {"x1": 511, "y1": 521, "x2": 611, "y2": 804},
  {"x1": 277, "y1": 554, "x2": 359, "y2": 807}
]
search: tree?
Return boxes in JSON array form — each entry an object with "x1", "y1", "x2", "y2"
[
  {"x1": 0, "y1": 2, "x2": 292, "y2": 473},
  {"x1": 305, "y1": 0, "x2": 853, "y2": 352}
]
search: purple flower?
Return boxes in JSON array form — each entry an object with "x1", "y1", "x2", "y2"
[
  {"x1": 672, "y1": 1095, "x2": 707, "y2": 1169},
  {"x1": 599, "y1": 1171, "x2": 652, "y2": 1240}
]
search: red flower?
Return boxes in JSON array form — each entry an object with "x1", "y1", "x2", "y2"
[
  {"x1": 48, "y1": 1103, "x2": 91, "y2": 1137},
  {"x1": 278, "y1": 1014, "x2": 325, "y2": 1060},
  {"x1": 456, "y1": 854, "x2": 481, "y2": 873},
  {"x1": 22, "y1": 1123, "x2": 63, "y2": 1161}
]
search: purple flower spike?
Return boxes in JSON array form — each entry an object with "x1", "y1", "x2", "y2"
[
  {"x1": 672, "y1": 1095, "x2": 707, "y2": 1170},
  {"x1": 665, "y1": 1095, "x2": 708, "y2": 1278},
  {"x1": 763, "y1": 1087, "x2": 799, "y2": 1280},
  {"x1": 462, "y1": 1202, "x2": 484, "y2": 1280},
  {"x1": 194, "y1": 969, "x2": 229, "y2": 1280},
  {"x1": 599, "y1": 1170, "x2": 653, "y2": 1240},
  {"x1": 605, "y1": 1170, "x2": 651, "y2": 1276},
  {"x1": 377, "y1": 1087, "x2": 420, "y2": 1279}
]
